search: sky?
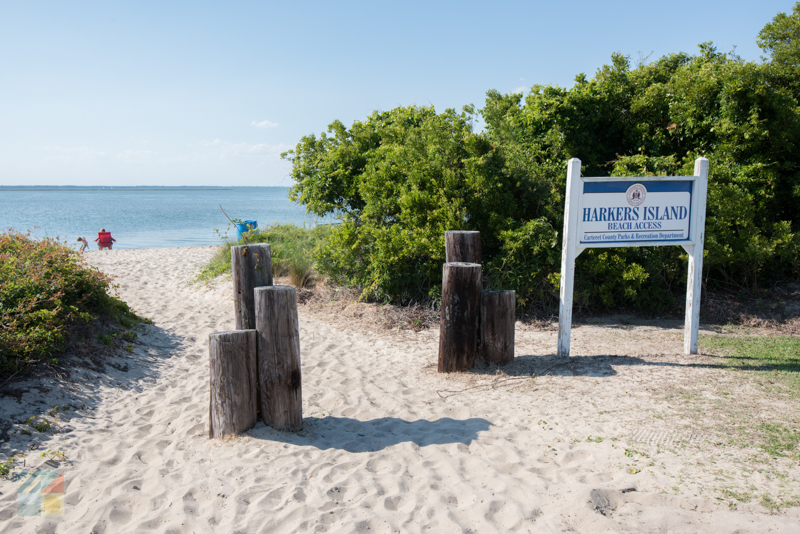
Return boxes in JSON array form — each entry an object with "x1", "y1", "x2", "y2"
[{"x1": 0, "y1": 1, "x2": 794, "y2": 186}]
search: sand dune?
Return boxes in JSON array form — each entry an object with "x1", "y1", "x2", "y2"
[{"x1": 1, "y1": 246, "x2": 798, "y2": 533}]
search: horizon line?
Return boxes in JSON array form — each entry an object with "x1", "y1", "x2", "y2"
[{"x1": 0, "y1": 185, "x2": 290, "y2": 190}]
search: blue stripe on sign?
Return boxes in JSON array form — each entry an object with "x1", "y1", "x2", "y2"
[{"x1": 583, "y1": 181, "x2": 693, "y2": 193}]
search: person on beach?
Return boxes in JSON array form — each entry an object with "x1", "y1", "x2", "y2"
[
  {"x1": 77, "y1": 237, "x2": 89, "y2": 252},
  {"x1": 95, "y1": 228, "x2": 116, "y2": 250}
]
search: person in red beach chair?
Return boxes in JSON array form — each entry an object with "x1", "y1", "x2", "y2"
[{"x1": 95, "y1": 228, "x2": 116, "y2": 250}]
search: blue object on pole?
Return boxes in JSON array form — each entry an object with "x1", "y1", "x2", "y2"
[{"x1": 235, "y1": 220, "x2": 258, "y2": 241}]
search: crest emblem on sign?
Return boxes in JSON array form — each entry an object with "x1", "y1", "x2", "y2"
[{"x1": 626, "y1": 183, "x2": 647, "y2": 206}]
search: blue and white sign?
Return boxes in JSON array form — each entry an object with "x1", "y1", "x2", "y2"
[
  {"x1": 556, "y1": 158, "x2": 709, "y2": 358},
  {"x1": 579, "y1": 181, "x2": 692, "y2": 245}
]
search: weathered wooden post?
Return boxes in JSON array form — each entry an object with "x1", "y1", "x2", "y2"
[
  {"x1": 438, "y1": 262, "x2": 482, "y2": 373},
  {"x1": 231, "y1": 243, "x2": 273, "y2": 330},
  {"x1": 480, "y1": 290, "x2": 515, "y2": 365},
  {"x1": 209, "y1": 330, "x2": 258, "y2": 438},
  {"x1": 255, "y1": 286, "x2": 303, "y2": 431},
  {"x1": 445, "y1": 231, "x2": 481, "y2": 263}
]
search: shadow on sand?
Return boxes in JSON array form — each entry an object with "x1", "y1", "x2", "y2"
[
  {"x1": 467, "y1": 350, "x2": 798, "y2": 379},
  {"x1": 248, "y1": 416, "x2": 492, "y2": 453},
  {"x1": 0, "y1": 322, "x2": 186, "y2": 459}
]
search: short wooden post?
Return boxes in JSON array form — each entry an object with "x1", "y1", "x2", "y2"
[
  {"x1": 255, "y1": 286, "x2": 303, "y2": 431},
  {"x1": 438, "y1": 262, "x2": 481, "y2": 373},
  {"x1": 445, "y1": 231, "x2": 481, "y2": 263},
  {"x1": 232, "y1": 244, "x2": 273, "y2": 330},
  {"x1": 209, "y1": 330, "x2": 258, "y2": 439},
  {"x1": 480, "y1": 290, "x2": 515, "y2": 365}
]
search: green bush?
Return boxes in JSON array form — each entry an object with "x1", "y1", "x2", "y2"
[
  {"x1": 282, "y1": 4, "x2": 800, "y2": 312},
  {"x1": 285, "y1": 105, "x2": 559, "y2": 303},
  {"x1": 197, "y1": 223, "x2": 332, "y2": 286},
  {"x1": 0, "y1": 230, "x2": 139, "y2": 374}
]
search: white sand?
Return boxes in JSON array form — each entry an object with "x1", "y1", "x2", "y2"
[{"x1": 1, "y1": 246, "x2": 798, "y2": 533}]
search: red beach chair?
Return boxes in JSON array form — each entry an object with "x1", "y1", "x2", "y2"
[{"x1": 95, "y1": 231, "x2": 116, "y2": 250}]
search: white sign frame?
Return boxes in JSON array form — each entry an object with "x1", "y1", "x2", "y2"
[{"x1": 557, "y1": 157, "x2": 709, "y2": 356}]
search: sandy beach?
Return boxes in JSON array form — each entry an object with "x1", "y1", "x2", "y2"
[{"x1": 1, "y1": 245, "x2": 799, "y2": 533}]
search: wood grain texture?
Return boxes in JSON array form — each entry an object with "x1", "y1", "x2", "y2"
[
  {"x1": 445, "y1": 231, "x2": 481, "y2": 264},
  {"x1": 480, "y1": 290, "x2": 515, "y2": 365},
  {"x1": 231, "y1": 243, "x2": 273, "y2": 330},
  {"x1": 438, "y1": 262, "x2": 482, "y2": 373},
  {"x1": 255, "y1": 285, "x2": 303, "y2": 431},
  {"x1": 209, "y1": 330, "x2": 258, "y2": 439}
]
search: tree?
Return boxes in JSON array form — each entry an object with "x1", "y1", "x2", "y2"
[
  {"x1": 284, "y1": 5, "x2": 800, "y2": 309},
  {"x1": 758, "y1": 1, "x2": 800, "y2": 70}
]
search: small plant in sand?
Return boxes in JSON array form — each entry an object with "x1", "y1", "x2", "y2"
[
  {"x1": 121, "y1": 331, "x2": 137, "y2": 342},
  {"x1": 39, "y1": 449, "x2": 67, "y2": 462},
  {"x1": 48, "y1": 404, "x2": 70, "y2": 418},
  {"x1": 26, "y1": 416, "x2": 51, "y2": 433},
  {"x1": 98, "y1": 333, "x2": 116, "y2": 346},
  {"x1": 0, "y1": 453, "x2": 24, "y2": 478}
]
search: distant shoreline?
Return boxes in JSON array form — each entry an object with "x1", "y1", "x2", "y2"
[
  {"x1": 0, "y1": 188, "x2": 235, "y2": 191},
  {"x1": 0, "y1": 187, "x2": 289, "y2": 191}
]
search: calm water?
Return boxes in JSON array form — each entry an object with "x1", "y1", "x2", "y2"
[{"x1": 0, "y1": 187, "x2": 333, "y2": 250}]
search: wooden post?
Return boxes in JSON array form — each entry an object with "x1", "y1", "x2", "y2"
[
  {"x1": 557, "y1": 158, "x2": 583, "y2": 357},
  {"x1": 480, "y1": 290, "x2": 515, "y2": 365},
  {"x1": 445, "y1": 231, "x2": 481, "y2": 263},
  {"x1": 255, "y1": 286, "x2": 302, "y2": 431},
  {"x1": 438, "y1": 262, "x2": 481, "y2": 373},
  {"x1": 209, "y1": 330, "x2": 258, "y2": 439},
  {"x1": 682, "y1": 157, "x2": 709, "y2": 354},
  {"x1": 232, "y1": 243, "x2": 273, "y2": 330}
]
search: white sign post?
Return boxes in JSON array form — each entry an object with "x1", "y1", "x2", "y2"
[{"x1": 557, "y1": 157, "x2": 709, "y2": 356}]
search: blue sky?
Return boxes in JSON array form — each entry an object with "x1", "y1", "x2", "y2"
[{"x1": 0, "y1": 1, "x2": 793, "y2": 186}]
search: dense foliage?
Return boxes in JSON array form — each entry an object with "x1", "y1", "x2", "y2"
[
  {"x1": 283, "y1": 4, "x2": 800, "y2": 311},
  {"x1": 0, "y1": 231, "x2": 138, "y2": 374},
  {"x1": 198, "y1": 223, "x2": 332, "y2": 288}
]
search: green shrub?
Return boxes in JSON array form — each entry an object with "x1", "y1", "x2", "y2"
[
  {"x1": 485, "y1": 219, "x2": 559, "y2": 308},
  {"x1": 197, "y1": 223, "x2": 332, "y2": 285},
  {"x1": 26, "y1": 416, "x2": 51, "y2": 432},
  {"x1": 285, "y1": 105, "x2": 558, "y2": 303},
  {"x1": 0, "y1": 230, "x2": 141, "y2": 374}
]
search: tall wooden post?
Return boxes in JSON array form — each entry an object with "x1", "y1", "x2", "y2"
[
  {"x1": 255, "y1": 286, "x2": 303, "y2": 431},
  {"x1": 557, "y1": 159, "x2": 583, "y2": 357},
  {"x1": 445, "y1": 231, "x2": 481, "y2": 264},
  {"x1": 209, "y1": 330, "x2": 258, "y2": 439},
  {"x1": 682, "y1": 157, "x2": 709, "y2": 354},
  {"x1": 480, "y1": 290, "x2": 515, "y2": 365},
  {"x1": 232, "y1": 243, "x2": 273, "y2": 330},
  {"x1": 438, "y1": 262, "x2": 482, "y2": 373}
]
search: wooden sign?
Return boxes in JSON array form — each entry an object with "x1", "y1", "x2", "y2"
[{"x1": 557, "y1": 157, "x2": 709, "y2": 356}]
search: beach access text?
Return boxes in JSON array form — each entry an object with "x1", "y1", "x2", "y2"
[{"x1": 557, "y1": 157, "x2": 709, "y2": 357}]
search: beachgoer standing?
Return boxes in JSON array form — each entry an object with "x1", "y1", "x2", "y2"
[
  {"x1": 95, "y1": 228, "x2": 116, "y2": 250},
  {"x1": 77, "y1": 237, "x2": 89, "y2": 252}
]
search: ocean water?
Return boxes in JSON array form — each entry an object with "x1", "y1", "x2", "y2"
[{"x1": 0, "y1": 187, "x2": 333, "y2": 250}]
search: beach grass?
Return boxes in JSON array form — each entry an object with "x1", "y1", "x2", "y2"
[
  {"x1": 196, "y1": 223, "x2": 333, "y2": 286},
  {"x1": 699, "y1": 334, "x2": 800, "y2": 470},
  {"x1": 701, "y1": 335, "x2": 800, "y2": 394}
]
